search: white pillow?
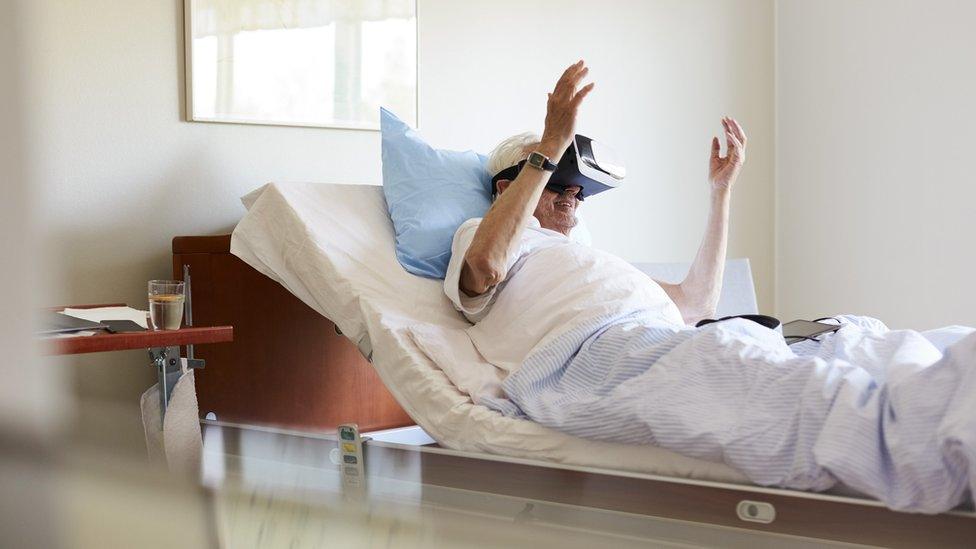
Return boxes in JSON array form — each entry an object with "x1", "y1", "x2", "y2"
[
  {"x1": 232, "y1": 183, "x2": 469, "y2": 351},
  {"x1": 234, "y1": 182, "x2": 600, "y2": 348}
]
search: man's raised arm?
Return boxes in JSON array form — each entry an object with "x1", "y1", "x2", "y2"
[
  {"x1": 460, "y1": 61, "x2": 594, "y2": 297},
  {"x1": 656, "y1": 117, "x2": 747, "y2": 324}
]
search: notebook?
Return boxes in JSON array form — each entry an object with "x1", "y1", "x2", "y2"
[{"x1": 36, "y1": 311, "x2": 108, "y2": 335}]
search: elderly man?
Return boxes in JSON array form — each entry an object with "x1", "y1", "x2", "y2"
[
  {"x1": 444, "y1": 60, "x2": 746, "y2": 373},
  {"x1": 441, "y1": 61, "x2": 976, "y2": 514}
]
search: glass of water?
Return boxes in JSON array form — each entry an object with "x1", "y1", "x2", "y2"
[{"x1": 148, "y1": 280, "x2": 185, "y2": 330}]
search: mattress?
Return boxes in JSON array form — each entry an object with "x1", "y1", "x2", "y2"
[{"x1": 230, "y1": 182, "x2": 751, "y2": 485}]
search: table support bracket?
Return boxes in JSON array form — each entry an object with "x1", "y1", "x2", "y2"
[{"x1": 148, "y1": 346, "x2": 205, "y2": 417}]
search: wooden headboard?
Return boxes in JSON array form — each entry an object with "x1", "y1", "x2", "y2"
[{"x1": 172, "y1": 235, "x2": 412, "y2": 433}]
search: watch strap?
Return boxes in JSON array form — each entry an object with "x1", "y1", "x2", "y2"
[{"x1": 527, "y1": 151, "x2": 557, "y2": 172}]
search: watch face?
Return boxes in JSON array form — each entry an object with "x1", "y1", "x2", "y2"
[{"x1": 527, "y1": 152, "x2": 545, "y2": 168}]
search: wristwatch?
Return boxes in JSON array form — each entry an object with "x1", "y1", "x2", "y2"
[{"x1": 526, "y1": 151, "x2": 558, "y2": 172}]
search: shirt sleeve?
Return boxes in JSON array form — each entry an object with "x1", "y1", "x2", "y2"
[{"x1": 444, "y1": 218, "x2": 519, "y2": 323}]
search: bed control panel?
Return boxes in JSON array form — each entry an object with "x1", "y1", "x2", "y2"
[
  {"x1": 736, "y1": 500, "x2": 776, "y2": 524},
  {"x1": 337, "y1": 423, "x2": 366, "y2": 491}
]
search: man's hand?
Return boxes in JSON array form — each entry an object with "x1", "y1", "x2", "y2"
[
  {"x1": 709, "y1": 117, "x2": 747, "y2": 192},
  {"x1": 458, "y1": 61, "x2": 593, "y2": 299},
  {"x1": 538, "y1": 60, "x2": 595, "y2": 159},
  {"x1": 658, "y1": 117, "x2": 745, "y2": 324}
]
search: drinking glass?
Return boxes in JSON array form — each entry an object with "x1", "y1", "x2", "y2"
[{"x1": 148, "y1": 280, "x2": 185, "y2": 330}]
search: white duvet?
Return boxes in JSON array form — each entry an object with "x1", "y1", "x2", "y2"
[{"x1": 230, "y1": 182, "x2": 751, "y2": 484}]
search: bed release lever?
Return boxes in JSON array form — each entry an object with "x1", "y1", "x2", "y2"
[{"x1": 736, "y1": 500, "x2": 775, "y2": 524}]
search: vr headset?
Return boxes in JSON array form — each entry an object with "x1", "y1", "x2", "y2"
[{"x1": 490, "y1": 134, "x2": 626, "y2": 201}]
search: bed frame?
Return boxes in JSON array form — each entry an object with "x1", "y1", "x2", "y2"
[
  {"x1": 176, "y1": 234, "x2": 976, "y2": 547},
  {"x1": 172, "y1": 235, "x2": 412, "y2": 432}
]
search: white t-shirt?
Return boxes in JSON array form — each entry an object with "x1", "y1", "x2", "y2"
[{"x1": 444, "y1": 217, "x2": 684, "y2": 374}]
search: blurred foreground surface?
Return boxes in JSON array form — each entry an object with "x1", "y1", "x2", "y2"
[{"x1": 3, "y1": 418, "x2": 872, "y2": 549}]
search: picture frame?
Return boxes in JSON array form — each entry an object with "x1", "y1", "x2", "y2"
[{"x1": 183, "y1": 0, "x2": 419, "y2": 131}]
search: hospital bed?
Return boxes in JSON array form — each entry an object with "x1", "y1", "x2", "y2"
[{"x1": 175, "y1": 182, "x2": 976, "y2": 547}]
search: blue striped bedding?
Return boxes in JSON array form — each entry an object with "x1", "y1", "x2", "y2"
[{"x1": 483, "y1": 314, "x2": 976, "y2": 513}]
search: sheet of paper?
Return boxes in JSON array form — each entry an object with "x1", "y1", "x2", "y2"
[
  {"x1": 48, "y1": 330, "x2": 98, "y2": 338},
  {"x1": 61, "y1": 306, "x2": 149, "y2": 329}
]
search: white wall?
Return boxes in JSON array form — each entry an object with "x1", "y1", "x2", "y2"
[
  {"x1": 419, "y1": 0, "x2": 775, "y2": 309},
  {"x1": 776, "y1": 0, "x2": 976, "y2": 329},
  {"x1": 25, "y1": 0, "x2": 774, "y2": 418}
]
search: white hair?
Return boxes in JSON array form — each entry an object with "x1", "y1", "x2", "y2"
[{"x1": 486, "y1": 132, "x2": 542, "y2": 178}]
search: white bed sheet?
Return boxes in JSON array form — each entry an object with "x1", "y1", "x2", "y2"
[{"x1": 230, "y1": 182, "x2": 751, "y2": 485}]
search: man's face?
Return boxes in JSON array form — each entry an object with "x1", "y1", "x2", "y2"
[
  {"x1": 533, "y1": 185, "x2": 581, "y2": 235},
  {"x1": 495, "y1": 179, "x2": 581, "y2": 236},
  {"x1": 496, "y1": 144, "x2": 581, "y2": 236}
]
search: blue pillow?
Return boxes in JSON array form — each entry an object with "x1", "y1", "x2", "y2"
[{"x1": 380, "y1": 108, "x2": 492, "y2": 279}]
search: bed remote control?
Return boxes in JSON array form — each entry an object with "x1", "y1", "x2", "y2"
[{"x1": 337, "y1": 423, "x2": 366, "y2": 491}]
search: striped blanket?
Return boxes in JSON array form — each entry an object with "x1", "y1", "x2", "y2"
[{"x1": 483, "y1": 314, "x2": 976, "y2": 513}]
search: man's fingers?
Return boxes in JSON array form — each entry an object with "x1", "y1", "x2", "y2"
[
  {"x1": 725, "y1": 129, "x2": 739, "y2": 147},
  {"x1": 723, "y1": 117, "x2": 747, "y2": 148},
  {"x1": 559, "y1": 70, "x2": 587, "y2": 99},
  {"x1": 554, "y1": 61, "x2": 588, "y2": 98},
  {"x1": 728, "y1": 117, "x2": 747, "y2": 146},
  {"x1": 557, "y1": 61, "x2": 581, "y2": 84},
  {"x1": 567, "y1": 59, "x2": 585, "y2": 79},
  {"x1": 733, "y1": 118, "x2": 746, "y2": 143},
  {"x1": 726, "y1": 131, "x2": 743, "y2": 158},
  {"x1": 569, "y1": 66, "x2": 589, "y2": 87},
  {"x1": 571, "y1": 82, "x2": 595, "y2": 106},
  {"x1": 554, "y1": 60, "x2": 584, "y2": 92}
]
